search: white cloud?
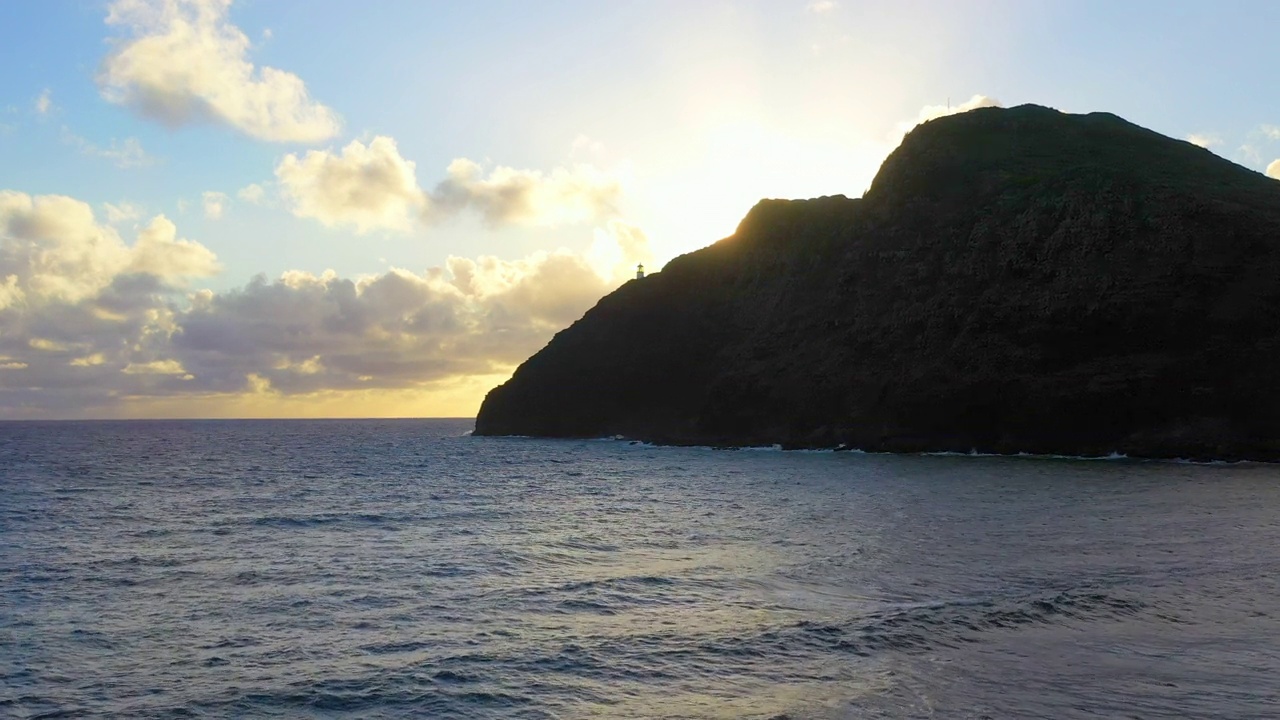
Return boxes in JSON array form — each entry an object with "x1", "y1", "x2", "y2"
[
  {"x1": 1239, "y1": 126, "x2": 1280, "y2": 165},
  {"x1": 171, "y1": 233, "x2": 648, "y2": 396},
  {"x1": 236, "y1": 182, "x2": 265, "y2": 204},
  {"x1": 35, "y1": 89, "x2": 52, "y2": 116},
  {"x1": 202, "y1": 190, "x2": 228, "y2": 219},
  {"x1": 892, "y1": 94, "x2": 1002, "y2": 142},
  {"x1": 1, "y1": 191, "x2": 136, "y2": 305},
  {"x1": 62, "y1": 129, "x2": 154, "y2": 169},
  {"x1": 103, "y1": 201, "x2": 144, "y2": 224},
  {"x1": 0, "y1": 274, "x2": 22, "y2": 311},
  {"x1": 71, "y1": 353, "x2": 108, "y2": 367},
  {"x1": 123, "y1": 359, "x2": 187, "y2": 374},
  {"x1": 0, "y1": 190, "x2": 221, "y2": 416},
  {"x1": 1267, "y1": 159, "x2": 1280, "y2": 180},
  {"x1": 30, "y1": 338, "x2": 75, "y2": 352},
  {"x1": 0, "y1": 190, "x2": 219, "y2": 306},
  {"x1": 807, "y1": 1, "x2": 838, "y2": 13},
  {"x1": 586, "y1": 220, "x2": 653, "y2": 284},
  {"x1": 98, "y1": 0, "x2": 341, "y2": 143},
  {"x1": 0, "y1": 187, "x2": 653, "y2": 417},
  {"x1": 275, "y1": 136, "x2": 424, "y2": 233},
  {"x1": 161, "y1": 220, "x2": 649, "y2": 400},
  {"x1": 428, "y1": 159, "x2": 621, "y2": 227},
  {"x1": 274, "y1": 135, "x2": 623, "y2": 232},
  {"x1": 128, "y1": 215, "x2": 221, "y2": 277},
  {"x1": 99, "y1": 138, "x2": 153, "y2": 168},
  {"x1": 1185, "y1": 133, "x2": 1222, "y2": 149},
  {"x1": 271, "y1": 134, "x2": 624, "y2": 233}
]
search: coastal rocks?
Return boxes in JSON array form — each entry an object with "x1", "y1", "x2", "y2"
[{"x1": 475, "y1": 105, "x2": 1280, "y2": 461}]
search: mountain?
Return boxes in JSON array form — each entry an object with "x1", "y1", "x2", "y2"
[{"x1": 474, "y1": 104, "x2": 1280, "y2": 461}]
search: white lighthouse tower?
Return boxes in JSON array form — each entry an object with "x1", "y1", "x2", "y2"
[{"x1": 635, "y1": 263, "x2": 645, "y2": 280}]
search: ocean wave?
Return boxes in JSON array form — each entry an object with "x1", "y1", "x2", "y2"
[
  {"x1": 7, "y1": 418, "x2": 1275, "y2": 719},
  {"x1": 500, "y1": 433, "x2": 1271, "y2": 465},
  {"x1": 249, "y1": 512, "x2": 400, "y2": 529}
]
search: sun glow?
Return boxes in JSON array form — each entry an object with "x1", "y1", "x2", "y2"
[
  {"x1": 643, "y1": 119, "x2": 892, "y2": 263},
  {"x1": 108, "y1": 372, "x2": 513, "y2": 420}
]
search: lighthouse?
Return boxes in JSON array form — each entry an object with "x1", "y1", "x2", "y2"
[{"x1": 636, "y1": 263, "x2": 645, "y2": 280}]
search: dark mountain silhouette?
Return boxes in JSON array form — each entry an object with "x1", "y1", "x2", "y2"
[{"x1": 475, "y1": 104, "x2": 1280, "y2": 461}]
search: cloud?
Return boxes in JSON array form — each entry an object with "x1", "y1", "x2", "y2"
[
  {"x1": 1239, "y1": 126, "x2": 1280, "y2": 165},
  {"x1": 892, "y1": 94, "x2": 1002, "y2": 143},
  {"x1": 236, "y1": 182, "x2": 266, "y2": 204},
  {"x1": 1186, "y1": 133, "x2": 1222, "y2": 149},
  {"x1": 100, "y1": 138, "x2": 153, "y2": 168},
  {"x1": 98, "y1": 0, "x2": 341, "y2": 143},
  {"x1": 0, "y1": 191, "x2": 200, "y2": 413},
  {"x1": 0, "y1": 191, "x2": 224, "y2": 416},
  {"x1": 276, "y1": 136, "x2": 425, "y2": 233},
  {"x1": 62, "y1": 129, "x2": 154, "y2": 168},
  {"x1": 275, "y1": 136, "x2": 622, "y2": 232},
  {"x1": 1267, "y1": 159, "x2": 1280, "y2": 180},
  {"x1": 0, "y1": 275, "x2": 22, "y2": 312},
  {"x1": 807, "y1": 1, "x2": 838, "y2": 12},
  {"x1": 1, "y1": 192, "x2": 134, "y2": 305},
  {"x1": 0, "y1": 191, "x2": 219, "y2": 307},
  {"x1": 202, "y1": 190, "x2": 228, "y2": 219},
  {"x1": 174, "y1": 227, "x2": 648, "y2": 397},
  {"x1": 103, "y1": 201, "x2": 145, "y2": 224},
  {"x1": 428, "y1": 159, "x2": 621, "y2": 227},
  {"x1": 586, "y1": 220, "x2": 654, "y2": 283},
  {"x1": 0, "y1": 188, "x2": 652, "y2": 418},
  {"x1": 30, "y1": 338, "x2": 74, "y2": 352},
  {"x1": 35, "y1": 89, "x2": 52, "y2": 115},
  {"x1": 158, "y1": 229, "x2": 647, "y2": 400},
  {"x1": 122, "y1": 359, "x2": 188, "y2": 375},
  {"x1": 128, "y1": 215, "x2": 221, "y2": 277}
]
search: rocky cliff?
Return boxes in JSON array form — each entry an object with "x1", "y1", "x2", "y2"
[{"x1": 474, "y1": 105, "x2": 1280, "y2": 461}]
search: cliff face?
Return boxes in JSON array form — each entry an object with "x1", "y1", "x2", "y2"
[{"x1": 475, "y1": 105, "x2": 1280, "y2": 461}]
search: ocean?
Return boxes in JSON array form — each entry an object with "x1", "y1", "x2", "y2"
[{"x1": 3, "y1": 418, "x2": 1279, "y2": 719}]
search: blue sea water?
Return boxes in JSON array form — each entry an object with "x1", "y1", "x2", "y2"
[{"x1": 3, "y1": 419, "x2": 1280, "y2": 719}]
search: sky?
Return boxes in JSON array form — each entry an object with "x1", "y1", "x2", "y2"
[{"x1": 1, "y1": 0, "x2": 1278, "y2": 420}]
